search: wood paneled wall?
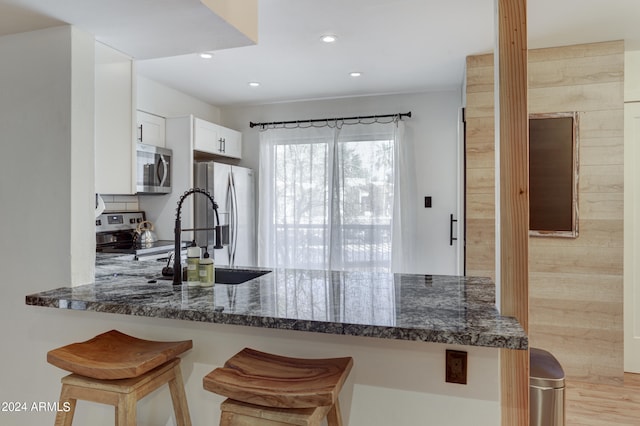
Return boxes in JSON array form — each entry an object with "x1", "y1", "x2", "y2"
[{"x1": 465, "y1": 40, "x2": 624, "y2": 384}]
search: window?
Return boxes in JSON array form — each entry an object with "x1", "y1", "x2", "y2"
[{"x1": 259, "y1": 123, "x2": 402, "y2": 272}]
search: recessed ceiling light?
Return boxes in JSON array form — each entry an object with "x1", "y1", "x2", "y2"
[
  {"x1": 349, "y1": 72, "x2": 362, "y2": 77},
  {"x1": 248, "y1": 82, "x2": 260, "y2": 87},
  {"x1": 321, "y1": 34, "x2": 337, "y2": 43},
  {"x1": 199, "y1": 52, "x2": 213, "y2": 59}
]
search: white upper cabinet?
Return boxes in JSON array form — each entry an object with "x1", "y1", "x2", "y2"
[
  {"x1": 193, "y1": 117, "x2": 242, "y2": 159},
  {"x1": 217, "y1": 125, "x2": 242, "y2": 159},
  {"x1": 137, "y1": 110, "x2": 166, "y2": 147},
  {"x1": 193, "y1": 117, "x2": 219, "y2": 153},
  {"x1": 95, "y1": 42, "x2": 136, "y2": 195}
]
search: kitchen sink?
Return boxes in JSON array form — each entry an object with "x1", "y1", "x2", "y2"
[
  {"x1": 214, "y1": 268, "x2": 271, "y2": 284},
  {"x1": 154, "y1": 268, "x2": 270, "y2": 285}
]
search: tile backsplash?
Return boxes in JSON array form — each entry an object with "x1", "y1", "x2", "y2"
[{"x1": 100, "y1": 195, "x2": 140, "y2": 212}]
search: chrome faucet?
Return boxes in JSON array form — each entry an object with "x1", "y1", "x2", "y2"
[{"x1": 174, "y1": 188, "x2": 223, "y2": 285}]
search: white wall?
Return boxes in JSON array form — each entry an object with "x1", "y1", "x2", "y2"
[
  {"x1": 137, "y1": 75, "x2": 221, "y2": 122},
  {"x1": 70, "y1": 28, "x2": 97, "y2": 284},
  {"x1": 0, "y1": 25, "x2": 95, "y2": 288},
  {"x1": 624, "y1": 49, "x2": 640, "y2": 372},
  {"x1": 625, "y1": 50, "x2": 640, "y2": 103},
  {"x1": 0, "y1": 24, "x2": 96, "y2": 422},
  {"x1": 221, "y1": 90, "x2": 463, "y2": 275}
]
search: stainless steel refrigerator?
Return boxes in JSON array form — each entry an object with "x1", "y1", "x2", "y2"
[{"x1": 194, "y1": 161, "x2": 255, "y2": 267}]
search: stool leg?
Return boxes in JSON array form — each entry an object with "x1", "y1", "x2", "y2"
[
  {"x1": 220, "y1": 411, "x2": 299, "y2": 426},
  {"x1": 168, "y1": 364, "x2": 192, "y2": 426},
  {"x1": 115, "y1": 393, "x2": 137, "y2": 426},
  {"x1": 326, "y1": 400, "x2": 343, "y2": 426},
  {"x1": 219, "y1": 411, "x2": 234, "y2": 426},
  {"x1": 54, "y1": 383, "x2": 76, "y2": 426}
]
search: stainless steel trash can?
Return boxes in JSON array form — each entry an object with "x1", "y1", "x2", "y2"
[{"x1": 530, "y1": 348, "x2": 565, "y2": 426}]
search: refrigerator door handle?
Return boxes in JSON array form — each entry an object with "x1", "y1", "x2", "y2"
[
  {"x1": 230, "y1": 171, "x2": 239, "y2": 266},
  {"x1": 225, "y1": 172, "x2": 233, "y2": 262}
]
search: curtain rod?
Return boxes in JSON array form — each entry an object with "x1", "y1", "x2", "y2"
[{"x1": 249, "y1": 112, "x2": 412, "y2": 129}]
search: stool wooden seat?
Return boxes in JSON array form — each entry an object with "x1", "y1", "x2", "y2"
[
  {"x1": 203, "y1": 348, "x2": 353, "y2": 426},
  {"x1": 47, "y1": 330, "x2": 192, "y2": 426}
]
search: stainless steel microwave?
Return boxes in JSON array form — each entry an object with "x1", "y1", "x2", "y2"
[{"x1": 136, "y1": 143, "x2": 172, "y2": 194}]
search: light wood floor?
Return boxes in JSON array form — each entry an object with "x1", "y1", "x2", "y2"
[{"x1": 566, "y1": 373, "x2": 640, "y2": 425}]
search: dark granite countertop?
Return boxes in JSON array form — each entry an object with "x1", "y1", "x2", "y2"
[{"x1": 25, "y1": 256, "x2": 527, "y2": 350}]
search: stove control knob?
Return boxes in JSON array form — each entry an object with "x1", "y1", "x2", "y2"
[{"x1": 129, "y1": 218, "x2": 136, "y2": 224}]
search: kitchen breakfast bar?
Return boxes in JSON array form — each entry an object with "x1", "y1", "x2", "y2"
[
  {"x1": 24, "y1": 256, "x2": 527, "y2": 425},
  {"x1": 26, "y1": 256, "x2": 526, "y2": 350}
]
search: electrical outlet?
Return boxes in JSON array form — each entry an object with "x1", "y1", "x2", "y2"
[
  {"x1": 446, "y1": 350, "x2": 467, "y2": 384},
  {"x1": 424, "y1": 196, "x2": 432, "y2": 208}
]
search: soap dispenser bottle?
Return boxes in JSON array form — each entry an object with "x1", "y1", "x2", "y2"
[
  {"x1": 199, "y1": 247, "x2": 214, "y2": 287},
  {"x1": 186, "y1": 241, "x2": 201, "y2": 286}
]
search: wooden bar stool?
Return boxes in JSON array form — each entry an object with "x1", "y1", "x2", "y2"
[
  {"x1": 47, "y1": 330, "x2": 193, "y2": 426},
  {"x1": 203, "y1": 348, "x2": 353, "y2": 426}
]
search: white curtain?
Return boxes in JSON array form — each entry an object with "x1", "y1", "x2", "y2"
[
  {"x1": 258, "y1": 120, "x2": 414, "y2": 273},
  {"x1": 258, "y1": 126, "x2": 335, "y2": 270},
  {"x1": 391, "y1": 121, "x2": 416, "y2": 273}
]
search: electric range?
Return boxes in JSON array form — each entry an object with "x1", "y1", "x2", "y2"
[{"x1": 96, "y1": 211, "x2": 185, "y2": 261}]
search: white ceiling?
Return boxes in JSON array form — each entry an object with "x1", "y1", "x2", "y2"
[{"x1": 2, "y1": 0, "x2": 640, "y2": 107}]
